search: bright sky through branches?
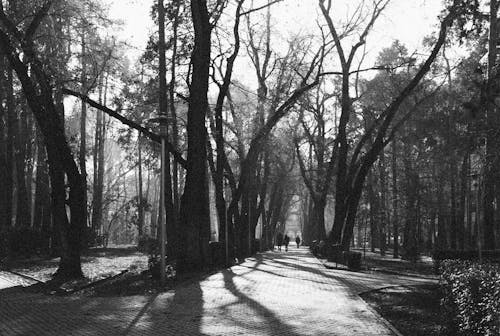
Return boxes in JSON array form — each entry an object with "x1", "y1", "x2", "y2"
[
  {"x1": 108, "y1": 0, "x2": 444, "y2": 56},
  {"x1": 107, "y1": 0, "x2": 448, "y2": 89}
]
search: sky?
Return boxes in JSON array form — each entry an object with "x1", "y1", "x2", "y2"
[
  {"x1": 105, "y1": 0, "x2": 448, "y2": 87},
  {"x1": 107, "y1": 0, "x2": 445, "y2": 53},
  {"x1": 107, "y1": 0, "x2": 154, "y2": 53}
]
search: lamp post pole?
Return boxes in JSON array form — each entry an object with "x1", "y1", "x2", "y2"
[
  {"x1": 156, "y1": 0, "x2": 169, "y2": 286},
  {"x1": 225, "y1": 202, "x2": 229, "y2": 266},
  {"x1": 224, "y1": 180, "x2": 229, "y2": 266},
  {"x1": 151, "y1": 115, "x2": 169, "y2": 285}
]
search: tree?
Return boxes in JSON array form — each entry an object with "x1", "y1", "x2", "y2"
[
  {"x1": 0, "y1": 0, "x2": 85, "y2": 279},
  {"x1": 177, "y1": 0, "x2": 212, "y2": 271},
  {"x1": 209, "y1": 0, "x2": 245, "y2": 261},
  {"x1": 319, "y1": 0, "x2": 461, "y2": 250},
  {"x1": 158, "y1": 0, "x2": 177, "y2": 261},
  {"x1": 226, "y1": 35, "x2": 324, "y2": 258},
  {"x1": 294, "y1": 83, "x2": 336, "y2": 243}
]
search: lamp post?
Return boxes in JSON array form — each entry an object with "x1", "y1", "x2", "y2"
[
  {"x1": 223, "y1": 176, "x2": 229, "y2": 266},
  {"x1": 149, "y1": 114, "x2": 169, "y2": 285}
]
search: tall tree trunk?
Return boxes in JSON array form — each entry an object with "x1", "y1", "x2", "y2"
[
  {"x1": 169, "y1": 0, "x2": 181, "y2": 222},
  {"x1": 15, "y1": 104, "x2": 30, "y2": 227},
  {"x1": 483, "y1": 0, "x2": 499, "y2": 250},
  {"x1": 391, "y1": 138, "x2": 399, "y2": 258},
  {"x1": 27, "y1": 116, "x2": 36, "y2": 227},
  {"x1": 91, "y1": 74, "x2": 107, "y2": 238},
  {"x1": 303, "y1": 194, "x2": 314, "y2": 245},
  {"x1": 79, "y1": 32, "x2": 88, "y2": 230},
  {"x1": 483, "y1": 141, "x2": 497, "y2": 249},
  {"x1": 367, "y1": 171, "x2": 378, "y2": 252},
  {"x1": 0, "y1": 56, "x2": 11, "y2": 252},
  {"x1": 378, "y1": 150, "x2": 387, "y2": 256},
  {"x1": 1, "y1": 25, "x2": 85, "y2": 279},
  {"x1": 97, "y1": 101, "x2": 106, "y2": 233},
  {"x1": 402, "y1": 144, "x2": 417, "y2": 259},
  {"x1": 91, "y1": 77, "x2": 102, "y2": 235},
  {"x1": 5, "y1": 67, "x2": 15, "y2": 227},
  {"x1": 33, "y1": 133, "x2": 51, "y2": 252},
  {"x1": 436, "y1": 164, "x2": 447, "y2": 250},
  {"x1": 310, "y1": 197, "x2": 327, "y2": 242},
  {"x1": 150, "y1": 176, "x2": 159, "y2": 236},
  {"x1": 457, "y1": 153, "x2": 467, "y2": 250},
  {"x1": 158, "y1": 0, "x2": 176, "y2": 260},
  {"x1": 137, "y1": 135, "x2": 144, "y2": 237},
  {"x1": 466, "y1": 154, "x2": 473, "y2": 250},
  {"x1": 450, "y1": 159, "x2": 458, "y2": 249}
]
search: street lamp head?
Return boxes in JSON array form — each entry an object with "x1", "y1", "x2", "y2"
[
  {"x1": 148, "y1": 114, "x2": 172, "y2": 137},
  {"x1": 148, "y1": 114, "x2": 171, "y2": 125}
]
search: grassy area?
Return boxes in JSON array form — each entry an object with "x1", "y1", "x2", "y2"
[
  {"x1": 354, "y1": 248, "x2": 437, "y2": 278},
  {"x1": 2, "y1": 245, "x2": 149, "y2": 291},
  {"x1": 76, "y1": 271, "x2": 169, "y2": 297},
  {"x1": 2, "y1": 246, "x2": 214, "y2": 296},
  {"x1": 351, "y1": 249, "x2": 446, "y2": 335},
  {"x1": 361, "y1": 284, "x2": 450, "y2": 336}
]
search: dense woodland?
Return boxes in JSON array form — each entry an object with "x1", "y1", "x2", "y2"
[{"x1": 1, "y1": 0, "x2": 500, "y2": 279}]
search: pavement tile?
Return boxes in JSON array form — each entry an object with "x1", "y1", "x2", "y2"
[{"x1": 0, "y1": 248, "x2": 403, "y2": 336}]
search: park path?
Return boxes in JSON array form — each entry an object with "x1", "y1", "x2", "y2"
[
  {"x1": 0, "y1": 247, "x2": 431, "y2": 336},
  {"x1": 0, "y1": 275, "x2": 16, "y2": 290}
]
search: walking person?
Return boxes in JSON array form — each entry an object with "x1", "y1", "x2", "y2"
[
  {"x1": 276, "y1": 232, "x2": 283, "y2": 251},
  {"x1": 284, "y1": 234, "x2": 290, "y2": 252},
  {"x1": 295, "y1": 236, "x2": 301, "y2": 248}
]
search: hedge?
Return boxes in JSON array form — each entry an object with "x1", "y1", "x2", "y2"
[
  {"x1": 0, "y1": 227, "x2": 45, "y2": 258},
  {"x1": 310, "y1": 241, "x2": 362, "y2": 271},
  {"x1": 440, "y1": 260, "x2": 500, "y2": 336},
  {"x1": 433, "y1": 249, "x2": 500, "y2": 271},
  {"x1": 209, "y1": 241, "x2": 225, "y2": 267}
]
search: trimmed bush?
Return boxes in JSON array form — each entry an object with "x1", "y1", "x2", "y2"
[
  {"x1": 137, "y1": 235, "x2": 158, "y2": 254},
  {"x1": 440, "y1": 260, "x2": 500, "y2": 336},
  {"x1": 81, "y1": 226, "x2": 97, "y2": 248},
  {"x1": 343, "y1": 251, "x2": 362, "y2": 271},
  {"x1": 433, "y1": 249, "x2": 500, "y2": 261},
  {"x1": 327, "y1": 244, "x2": 342, "y2": 263},
  {"x1": 318, "y1": 240, "x2": 327, "y2": 257},
  {"x1": 252, "y1": 239, "x2": 261, "y2": 253},
  {"x1": 310, "y1": 241, "x2": 362, "y2": 271},
  {"x1": 310, "y1": 240, "x2": 319, "y2": 256},
  {"x1": 2, "y1": 227, "x2": 43, "y2": 257},
  {"x1": 209, "y1": 241, "x2": 225, "y2": 267},
  {"x1": 433, "y1": 250, "x2": 500, "y2": 271},
  {"x1": 400, "y1": 246, "x2": 419, "y2": 262}
]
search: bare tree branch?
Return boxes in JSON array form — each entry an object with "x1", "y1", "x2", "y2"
[
  {"x1": 62, "y1": 88, "x2": 187, "y2": 168},
  {"x1": 25, "y1": 0, "x2": 54, "y2": 42},
  {"x1": 239, "y1": 0, "x2": 283, "y2": 16}
]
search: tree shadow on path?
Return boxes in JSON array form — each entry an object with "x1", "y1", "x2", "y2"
[{"x1": 221, "y1": 268, "x2": 303, "y2": 336}]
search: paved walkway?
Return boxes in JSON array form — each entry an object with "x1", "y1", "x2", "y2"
[
  {"x1": 0, "y1": 248, "x2": 431, "y2": 336},
  {"x1": 0, "y1": 275, "x2": 15, "y2": 290},
  {"x1": 321, "y1": 266, "x2": 436, "y2": 295}
]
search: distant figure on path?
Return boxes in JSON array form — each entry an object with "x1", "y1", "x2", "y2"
[
  {"x1": 284, "y1": 234, "x2": 290, "y2": 252},
  {"x1": 276, "y1": 232, "x2": 283, "y2": 251},
  {"x1": 295, "y1": 236, "x2": 301, "y2": 248}
]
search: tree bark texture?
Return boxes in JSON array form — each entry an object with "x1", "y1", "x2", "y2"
[{"x1": 177, "y1": 0, "x2": 211, "y2": 271}]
